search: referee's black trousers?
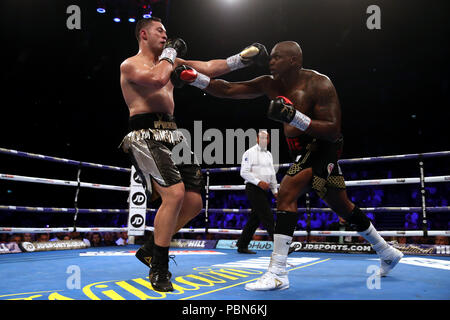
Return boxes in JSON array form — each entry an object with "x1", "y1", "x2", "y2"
[{"x1": 236, "y1": 183, "x2": 275, "y2": 249}]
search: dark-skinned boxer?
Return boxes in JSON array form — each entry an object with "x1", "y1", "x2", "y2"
[
  {"x1": 119, "y1": 17, "x2": 270, "y2": 291},
  {"x1": 171, "y1": 41, "x2": 403, "y2": 291}
]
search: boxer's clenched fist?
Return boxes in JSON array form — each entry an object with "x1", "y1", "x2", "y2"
[
  {"x1": 171, "y1": 65, "x2": 210, "y2": 89},
  {"x1": 159, "y1": 38, "x2": 187, "y2": 65}
]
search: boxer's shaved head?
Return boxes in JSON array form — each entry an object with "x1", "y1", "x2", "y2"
[
  {"x1": 269, "y1": 41, "x2": 303, "y2": 79},
  {"x1": 272, "y1": 41, "x2": 303, "y2": 67}
]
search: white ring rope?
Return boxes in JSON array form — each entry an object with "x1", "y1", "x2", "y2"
[
  {"x1": 0, "y1": 227, "x2": 127, "y2": 233},
  {"x1": 1, "y1": 149, "x2": 449, "y2": 237},
  {"x1": 207, "y1": 175, "x2": 450, "y2": 190},
  {"x1": 0, "y1": 173, "x2": 129, "y2": 192},
  {"x1": 1, "y1": 205, "x2": 448, "y2": 214},
  {"x1": 2, "y1": 226, "x2": 449, "y2": 236}
]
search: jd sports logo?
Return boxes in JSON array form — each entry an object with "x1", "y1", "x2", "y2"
[
  {"x1": 133, "y1": 172, "x2": 142, "y2": 184},
  {"x1": 132, "y1": 192, "x2": 146, "y2": 206},
  {"x1": 130, "y1": 214, "x2": 144, "y2": 228}
]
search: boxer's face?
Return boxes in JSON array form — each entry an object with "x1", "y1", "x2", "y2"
[
  {"x1": 269, "y1": 45, "x2": 296, "y2": 80},
  {"x1": 142, "y1": 21, "x2": 168, "y2": 53}
]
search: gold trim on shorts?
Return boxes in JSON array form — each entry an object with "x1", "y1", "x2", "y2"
[
  {"x1": 312, "y1": 175, "x2": 346, "y2": 199},
  {"x1": 286, "y1": 140, "x2": 315, "y2": 176},
  {"x1": 119, "y1": 128, "x2": 184, "y2": 152}
]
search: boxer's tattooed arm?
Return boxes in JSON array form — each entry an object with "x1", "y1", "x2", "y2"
[
  {"x1": 204, "y1": 75, "x2": 270, "y2": 99},
  {"x1": 304, "y1": 76, "x2": 342, "y2": 142}
]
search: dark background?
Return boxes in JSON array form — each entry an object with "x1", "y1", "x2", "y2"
[{"x1": 0, "y1": 0, "x2": 448, "y2": 229}]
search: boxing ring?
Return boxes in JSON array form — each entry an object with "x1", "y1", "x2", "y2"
[{"x1": 0, "y1": 147, "x2": 449, "y2": 300}]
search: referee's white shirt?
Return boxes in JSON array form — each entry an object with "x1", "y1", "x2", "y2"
[{"x1": 240, "y1": 144, "x2": 278, "y2": 194}]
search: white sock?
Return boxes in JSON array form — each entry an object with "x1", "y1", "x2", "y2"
[
  {"x1": 358, "y1": 223, "x2": 389, "y2": 253},
  {"x1": 269, "y1": 234, "x2": 291, "y2": 274},
  {"x1": 273, "y1": 233, "x2": 292, "y2": 257}
]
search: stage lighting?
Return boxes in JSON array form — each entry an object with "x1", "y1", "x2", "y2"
[
  {"x1": 96, "y1": 0, "x2": 106, "y2": 13},
  {"x1": 113, "y1": 17, "x2": 121, "y2": 23},
  {"x1": 143, "y1": 12, "x2": 153, "y2": 18},
  {"x1": 142, "y1": 3, "x2": 152, "y2": 19}
]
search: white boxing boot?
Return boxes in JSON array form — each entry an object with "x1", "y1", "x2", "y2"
[
  {"x1": 378, "y1": 245, "x2": 404, "y2": 277},
  {"x1": 245, "y1": 253, "x2": 289, "y2": 291}
]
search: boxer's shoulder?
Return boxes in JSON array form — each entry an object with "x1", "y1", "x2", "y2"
[
  {"x1": 121, "y1": 55, "x2": 153, "y2": 72},
  {"x1": 300, "y1": 68, "x2": 331, "y2": 85},
  {"x1": 300, "y1": 69, "x2": 335, "y2": 99},
  {"x1": 120, "y1": 56, "x2": 140, "y2": 76}
]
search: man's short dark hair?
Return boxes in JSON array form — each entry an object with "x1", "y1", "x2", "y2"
[{"x1": 135, "y1": 17, "x2": 162, "y2": 42}]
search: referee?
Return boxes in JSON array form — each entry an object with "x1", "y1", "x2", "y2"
[{"x1": 236, "y1": 130, "x2": 278, "y2": 254}]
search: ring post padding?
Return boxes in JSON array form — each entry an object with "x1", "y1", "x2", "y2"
[
  {"x1": 73, "y1": 165, "x2": 82, "y2": 232},
  {"x1": 204, "y1": 170, "x2": 210, "y2": 233},
  {"x1": 305, "y1": 192, "x2": 311, "y2": 241},
  {"x1": 418, "y1": 155, "x2": 428, "y2": 237}
]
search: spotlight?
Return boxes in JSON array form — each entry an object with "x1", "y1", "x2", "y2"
[
  {"x1": 128, "y1": 17, "x2": 136, "y2": 23},
  {"x1": 96, "y1": 0, "x2": 106, "y2": 13},
  {"x1": 142, "y1": 4, "x2": 152, "y2": 18},
  {"x1": 113, "y1": 17, "x2": 121, "y2": 23}
]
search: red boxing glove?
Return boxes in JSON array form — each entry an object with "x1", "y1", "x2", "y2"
[
  {"x1": 180, "y1": 68, "x2": 198, "y2": 82},
  {"x1": 171, "y1": 65, "x2": 210, "y2": 89},
  {"x1": 277, "y1": 96, "x2": 294, "y2": 105}
]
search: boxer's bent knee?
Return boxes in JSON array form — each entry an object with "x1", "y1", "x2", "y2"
[
  {"x1": 184, "y1": 190, "x2": 203, "y2": 214},
  {"x1": 159, "y1": 182, "x2": 185, "y2": 206}
]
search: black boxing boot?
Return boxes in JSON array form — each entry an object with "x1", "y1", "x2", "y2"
[
  {"x1": 149, "y1": 244, "x2": 174, "y2": 292},
  {"x1": 135, "y1": 232, "x2": 154, "y2": 267}
]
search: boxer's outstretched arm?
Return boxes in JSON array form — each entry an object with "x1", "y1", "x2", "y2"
[
  {"x1": 176, "y1": 43, "x2": 269, "y2": 78},
  {"x1": 205, "y1": 76, "x2": 270, "y2": 99},
  {"x1": 177, "y1": 58, "x2": 230, "y2": 78}
]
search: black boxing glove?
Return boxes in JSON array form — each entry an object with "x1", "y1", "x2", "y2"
[
  {"x1": 267, "y1": 96, "x2": 311, "y2": 131},
  {"x1": 171, "y1": 65, "x2": 210, "y2": 89},
  {"x1": 159, "y1": 38, "x2": 187, "y2": 65},
  {"x1": 226, "y1": 43, "x2": 269, "y2": 71}
]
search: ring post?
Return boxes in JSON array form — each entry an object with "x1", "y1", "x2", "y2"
[
  {"x1": 418, "y1": 156, "x2": 428, "y2": 237},
  {"x1": 204, "y1": 170, "x2": 210, "y2": 234},
  {"x1": 305, "y1": 192, "x2": 311, "y2": 242},
  {"x1": 127, "y1": 166, "x2": 147, "y2": 237},
  {"x1": 73, "y1": 165, "x2": 82, "y2": 232}
]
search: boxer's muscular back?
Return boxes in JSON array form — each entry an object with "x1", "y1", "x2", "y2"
[
  {"x1": 267, "y1": 69, "x2": 341, "y2": 138},
  {"x1": 120, "y1": 55, "x2": 175, "y2": 117}
]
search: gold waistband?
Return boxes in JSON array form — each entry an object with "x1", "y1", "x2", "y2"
[{"x1": 119, "y1": 128, "x2": 184, "y2": 152}]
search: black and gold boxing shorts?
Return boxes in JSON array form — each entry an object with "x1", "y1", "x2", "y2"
[
  {"x1": 119, "y1": 113, "x2": 204, "y2": 202},
  {"x1": 286, "y1": 135, "x2": 346, "y2": 199}
]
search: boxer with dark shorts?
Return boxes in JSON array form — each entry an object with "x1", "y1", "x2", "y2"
[
  {"x1": 119, "y1": 17, "x2": 270, "y2": 291},
  {"x1": 120, "y1": 112, "x2": 204, "y2": 201},
  {"x1": 172, "y1": 40, "x2": 404, "y2": 291},
  {"x1": 285, "y1": 135, "x2": 345, "y2": 199}
]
